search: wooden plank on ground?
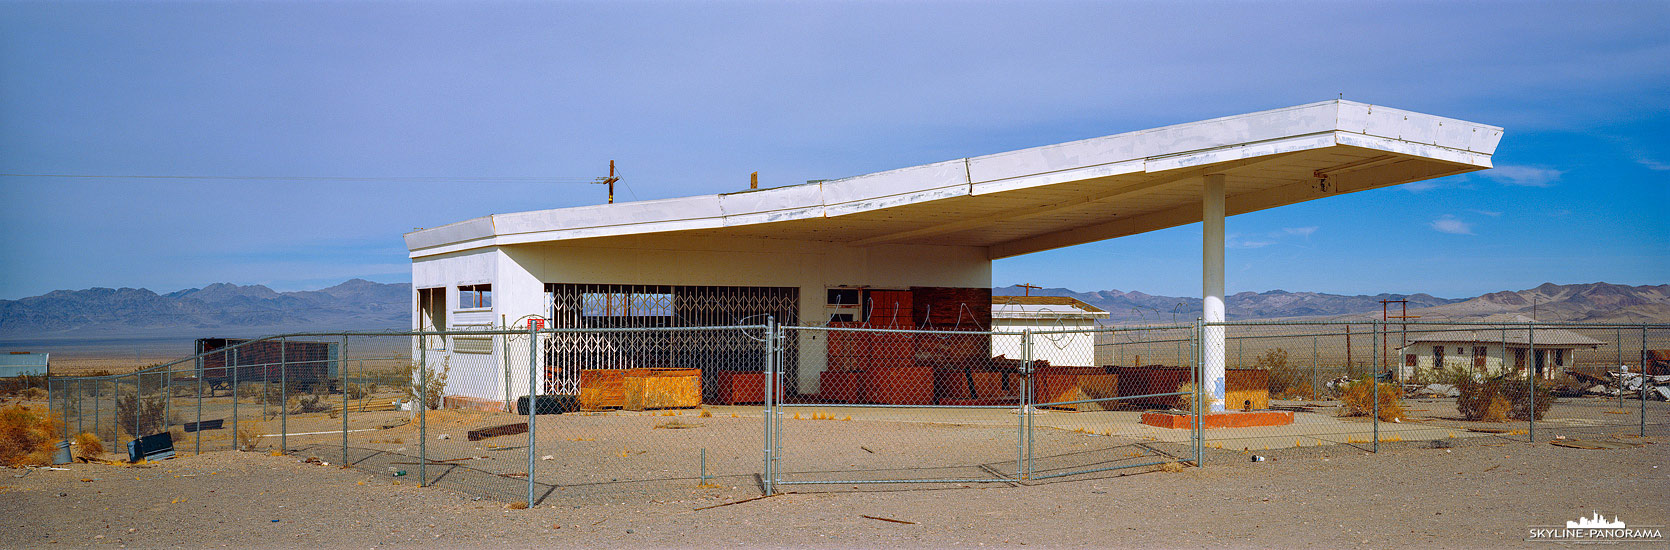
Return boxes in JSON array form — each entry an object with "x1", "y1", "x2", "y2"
[{"x1": 467, "y1": 422, "x2": 530, "y2": 441}]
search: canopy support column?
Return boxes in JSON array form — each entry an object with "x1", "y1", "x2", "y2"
[{"x1": 1202, "y1": 174, "x2": 1227, "y2": 412}]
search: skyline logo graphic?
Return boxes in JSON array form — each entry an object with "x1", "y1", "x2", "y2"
[
  {"x1": 1528, "y1": 512, "x2": 1664, "y2": 543},
  {"x1": 1568, "y1": 512, "x2": 1625, "y2": 529}
]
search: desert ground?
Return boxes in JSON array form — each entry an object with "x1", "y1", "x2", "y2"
[{"x1": 4, "y1": 397, "x2": 1666, "y2": 549}]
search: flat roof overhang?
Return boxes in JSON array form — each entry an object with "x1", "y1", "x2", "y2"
[{"x1": 406, "y1": 100, "x2": 1501, "y2": 260}]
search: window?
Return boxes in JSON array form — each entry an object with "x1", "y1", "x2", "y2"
[
  {"x1": 459, "y1": 284, "x2": 492, "y2": 309},
  {"x1": 827, "y1": 288, "x2": 860, "y2": 307},
  {"x1": 1405, "y1": 354, "x2": 1417, "y2": 367}
]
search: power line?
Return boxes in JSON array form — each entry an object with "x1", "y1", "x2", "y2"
[{"x1": 0, "y1": 173, "x2": 607, "y2": 184}]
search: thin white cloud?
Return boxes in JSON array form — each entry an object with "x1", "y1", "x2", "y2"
[
  {"x1": 1282, "y1": 226, "x2": 1318, "y2": 237},
  {"x1": 1402, "y1": 181, "x2": 1441, "y2": 192},
  {"x1": 1468, "y1": 209, "x2": 1503, "y2": 217},
  {"x1": 1430, "y1": 215, "x2": 1474, "y2": 235},
  {"x1": 1483, "y1": 165, "x2": 1563, "y2": 187},
  {"x1": 1636, "y1": 157, "x2": 1670, "y2": 171}
]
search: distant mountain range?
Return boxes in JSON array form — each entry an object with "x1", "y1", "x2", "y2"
[
  {"x1": 994, "y1": 282, "x2": 1670, "y2": 324},
  {"x1": 1, "y1": 279, "x2": 1663, "y2": 341},
  {"x1": 0, "y1": 279, "x2": 410, "y2": 340}
]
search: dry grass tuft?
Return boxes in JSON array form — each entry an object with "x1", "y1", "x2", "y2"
[
  {"x1": 236, "y1": 422, "x2": 263, "y2": 451},
  {"x1": 698, "y1": 409, "x2": 713, "y2": 418},
  {"x1": 507, "y1": 501, "x2": 528, "y2": 510},
  {"x1": 74, "y1": 432, "x2": 104, "y2": 460},
  {"x1": 653, "y1": 420, "x2": 702, "y2": 430},
  {"x1": 1157, "y1": 461, "x2": 1186, "y2": 473},
  {"x1": 1338, "y1": 379, "x2": 1404, "y2": 422},
  {"x1": 0, "y1": 405, "x2": 59, "y2": 466},
  {"x1": 1174, "y1": 382, "x2": 1218, "y2": 414}
]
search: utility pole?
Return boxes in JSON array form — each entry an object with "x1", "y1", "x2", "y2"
[
  {"x1": 598, "y1": 160, "x2": 620, "y2": 204},
  {"x1": 1017, "y1": 283, "x2": 1042, "y2": 297},
  {"x1": 1380, "y1": 299, "x2": 1417, "y2": 382}
]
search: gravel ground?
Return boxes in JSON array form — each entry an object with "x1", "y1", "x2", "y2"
[{"x1": 3, "y1": 428, "x2": 1665, "y2": 549}]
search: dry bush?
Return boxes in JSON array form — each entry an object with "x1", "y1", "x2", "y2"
[
  {"x1": 20, "y1": 387, "x2": 47, "y2": 400},
  {"x1": 0, "y1": 405, "x2": 59, "y2": 467},
  {"x1": 291, "y1": 394, "x2": 334, "y2": 415},
  {"x1": 74, "y1": 432, "x2": 104, "y2": 460},
  {"x1": 345, "y1": 383, "x2": 368, "y2": 400},
  {"x1": 236, "y1": 421, "x2": 263, "y2": 451},
  {"x1": 116, "y1": 390, "x2": 166, "y2": 438},
  {"x1": 401, "y1": 360, "x2": 450, "y2": 410},
  {"x1": 1174, "y1": 382, "x2": 1218, "y2": 413},
  {"x1": 1338, "y1": 379, "x2": 1404, "y2": 421},
  {"x1": 1456, "y1": 375, "x2": 1553, "y2": 421},
  {"x1": 1258, "y1": 348, "x2": 1318, "y2": 399},
  {"x1": 1157, "y1": 461, "x2": 1186, "y2": 473}
]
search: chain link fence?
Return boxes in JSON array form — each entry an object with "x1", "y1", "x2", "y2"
[{"x1": 40, "y1": 321, "x2": 1667, "y2": 504}]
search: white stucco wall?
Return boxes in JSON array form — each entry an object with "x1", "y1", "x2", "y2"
[
  {"x1": 412, "y1": 235, "x2": 991, "y2": 400},
  {"x1": 991, "y1": 318, "x2": 1101, "y2": 367},
  {"x1": 1397, "y1": 341, "x2": 1579, "y2": 380}
]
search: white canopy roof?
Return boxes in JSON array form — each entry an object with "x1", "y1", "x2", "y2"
[{"x1": 407, "y1": 100, "x2": 1501, "y2": 259}]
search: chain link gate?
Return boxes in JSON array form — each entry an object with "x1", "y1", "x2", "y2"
[{"x1": 765, "y1": 324, "x2": 1202, "y2": 492}]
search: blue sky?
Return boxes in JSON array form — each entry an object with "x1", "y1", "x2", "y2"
[{"x1": 1, "y1": 1, "x2": 1665, "y2": 300}]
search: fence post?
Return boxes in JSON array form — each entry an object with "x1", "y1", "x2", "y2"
[
  {"x1": 231, "y1": 347, "x2": 239, "y2": 451},
  {"x1": 526, "y1": 323, "x2": 539, "y2": 506},
  {"x1": 134, "y1": 373, "x2": 143, "y2": 444},
  {"x1": 163, "y1": 367, "x2": 171, "y2": 438},
  {"x1": 1527, "y1": 324, "x2": 1536, "y2": 443},
  {"x1": 1022, "y1": 328, "x2": 1034, "y2": 479},
  {"x1": 342, "y1": 334, "x2": 350, "y2": 466},
  {"x1": 1194, "y1": 318, "x2": 1204, "y2": 467},
  {"x1": 1372, "y1": 321, "x2": 1380, "y2": 453},
  {"x1": 1641, "y1": 326, "x2": 1648, "y2": 437},
  {"x1": 419, "y1": 336, "x2": 428, "y2": 487},
  {"x1": 280, "y1": 336, "x2": 288, "y2": 454},
  {"x1": 762, "y1": 317, "x2": 775, "y2": 495},
  {"x1": 1311, "y1": 336, "x2": 1318, "y2": 399},
  {"x1": 195, "y1": 356, "x2": 203, "y2": 455},
  {"x1": 1616, "y1": 326, "x2": 1625, "y2": 410}
]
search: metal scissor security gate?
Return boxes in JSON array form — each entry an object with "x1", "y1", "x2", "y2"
[{"x1": 763, "y1": 325, "x2": 1201, "y2": 492}]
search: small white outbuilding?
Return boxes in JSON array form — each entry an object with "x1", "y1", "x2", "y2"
[{"x1": 991, "y1": 296, "x2": 1108, "y2": 367}]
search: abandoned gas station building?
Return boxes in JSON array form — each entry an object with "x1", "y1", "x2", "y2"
[{"x1": 405, "y1": 100, "x2": 1502, "y2": 411}]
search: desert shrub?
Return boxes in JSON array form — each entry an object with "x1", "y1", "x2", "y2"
[
  {"x1": 0, "y1": 375, "x2": 48, "y2": 396},
  {"x1": 74, "y1": 432, "x2": 104, "y2": 460},
  {"x1": 1338, "y1": 378, "x2": 1404, "y2": 421},
  {"x1": 236, "y1": 382, "x2": 262, "y2": 401},
  {"x1": 20, "y1": 387, "x2": 46, "y2": 400},
  {"x1": 115, "y1": 389, "x2": 166, "y2": 438},
  {"x1": 401, "y1": 360, "x2": 450, "y2": 410},
  {"x1": 291, "y1": 394, "x2": 334, "y2": 415},
  {"x1": 236, "y1": 421, "x2": 263, "y2": 451},
  {"x1": 1174, "y1": 382, "x2": 1219, "y2": 414},
  {"x1": 346, "y1": 383, "x2": 368, "y2": 400},
  {"x1": 1259, "y1": 348, "x2": 1318, "y2": 399},
  {"x1": 1455, "y1": 375, "x2": 1553, "y2": 421},
  {"x1": 0, "y1": 405, "x2": 59, "y2": 467}
]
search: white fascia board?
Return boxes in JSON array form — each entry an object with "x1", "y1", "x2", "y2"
[
  {"x1": 1335, "y1": 133, "x2": 1494, "y2": 168},
  {"x1": 405, "y1": 216, "x2": 495, "y2": 252},
  {"x1": 1335, "y1": 101, "x2": 1503, "y2": 154},
  {"x1": 716, "y1": 184, "x2": 827, "y2": 226},
  {"x1": 819, "y1": 159, "x2": 971, "y2": 217},
  {"x1": 970, "y1": 101, "x2": 1344, "y2": 185},
  {"x1": 1143, "y1": 133, "x2": 1339, "y2": 173},
  {"x1": 971, "y1": 159, "x2": 1145, "y2": 196}
]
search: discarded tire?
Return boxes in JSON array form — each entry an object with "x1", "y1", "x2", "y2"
[{"x1": 517, "y1": 395, "x2": 577, "y2": 415}]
